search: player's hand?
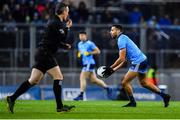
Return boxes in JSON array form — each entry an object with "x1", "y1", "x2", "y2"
[
  {"x1": 66, "y1": 19, "x2": 72, "y2": 28},
  {"x1": 84, "y1": 51, "x2": 90, "y2": 56},
  {"x1": 77, "y1": 52, "x2": 81, "y2": 58},
  {"x1": 102, "y1": 66, "x2": 114, "y2": 78}
]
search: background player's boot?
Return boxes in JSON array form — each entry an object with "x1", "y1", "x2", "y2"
[
  {"x1": 122, "y1": 102, "x2": 136, "y2": 107},
  {"x1": 57, "y1": 105, "x2": 75, "y2": 112},
  {"x1": 73, "y1": 94, "x2": 83, "y2": 101},
  {"x1": 162, "y1": 94, "x2": 171, "y2": 107},
  {"x1": 6, "y1": 96, "x2": 15, "y2": 114}
]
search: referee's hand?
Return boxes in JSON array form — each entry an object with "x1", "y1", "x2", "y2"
[
  {"x1": 66, "y1": 19, "x2": 72, "y2": 28},
  {"x1": 65, "y1": 44, "x2": 71, "y2": 49}
]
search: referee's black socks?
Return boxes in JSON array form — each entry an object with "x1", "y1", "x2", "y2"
[
  {"x1": 10, "y1": 80, "x2": 34, "y2": 102},
  {"x1": 53, "y1": 80, "x2": 63, "y2": 109}
]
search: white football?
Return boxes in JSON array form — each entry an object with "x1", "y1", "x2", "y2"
[{"x1": 97, "y1": 66, "x2": 106, "y2": 78}]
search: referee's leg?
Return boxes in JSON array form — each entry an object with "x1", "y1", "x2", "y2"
[
  {"x1": 6, "y1": 68, "x2": 43, "y2": 113},
  {"x1": 47, "y1": 66, "x2": 75, "y2": 112}
]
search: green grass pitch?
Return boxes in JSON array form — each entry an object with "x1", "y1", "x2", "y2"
[{"x1": 0, "y1": 100, "x2": 180, "y2": 119}]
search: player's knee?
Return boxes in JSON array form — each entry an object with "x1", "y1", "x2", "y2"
[
  {"x1": 140, "y1": 81, "x2": 148, "y2": 87},
  {"x1": 121, "y1": 81, "x2": 128, "y2": 88},
  {"x1": 28, "y1": 78, "x2": 39, "y2": 85},
  {"x1": 90, "y1": 80, "x2": 97, "y2": 84},
  {"x1": 59, "y1": 74, "x2": 63, "y2": 80},
  {"x1": 121, "y1": 82, "x2": 125, "y2": 88},
  {"x1": 57, "y1": 76, "x2": 63, "y2": 80}
]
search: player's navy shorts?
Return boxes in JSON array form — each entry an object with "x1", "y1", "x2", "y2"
[
  {"x1": 82, "y1": 64, "x2": 95, "y2": 72},
  {"x1": 33, "y1": 48, "x2": 58, "y2": 74},
  {"x1": 129, "y1": 59, "x2": 148, "y2": 73}
]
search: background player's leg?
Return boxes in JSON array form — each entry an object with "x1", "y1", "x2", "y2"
[
  {"x1": 89, "y1": 71, "x2": 112, "y2": 99},
  {"x1": 80, "y1": 71, "x2": 89, "y2": 92},
  {"x1": 89, "y1": 71, "x2": 108, "y2": 88},
  {"x1": 121, "y1": 71, "x2": 138, "y2": 107},
  {"x1": 138, "y1": 73, "x2": 171, "y2": 107},
  {"x1": 74, "y1": 71, "x2": 89, "y2": 100}
]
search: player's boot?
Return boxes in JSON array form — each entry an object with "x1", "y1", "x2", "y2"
[
  {"x1": 162, "y1": 94, "x2": 171, "y2": 107},
  {"x1": 107, "y1": 87, "x2": 113, "y2": 99},
  {"x1": 6, "y1": 96, "x2": 15, "y2": 114},
  {"x1": 73, "y1": 94, "x2": 83, "y2": 101},
  {"x1": 122, "y1": 102, "x2": 136, "y2": 107},
  {"x1": 57, "y1": 105, "x2": 75, "y2": 112}
]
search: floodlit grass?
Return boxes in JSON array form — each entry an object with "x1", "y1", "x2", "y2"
[{"x1": 0, "y1": 100, "x2": 180, "y2": 119}]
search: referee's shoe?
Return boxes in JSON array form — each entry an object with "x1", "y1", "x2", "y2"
[
  {"x1": 6, "y1": 96, "x2": 15, "y2": 114},
  {"x1": 57, "y1": 105, "x2": 75, "y2": 112}
]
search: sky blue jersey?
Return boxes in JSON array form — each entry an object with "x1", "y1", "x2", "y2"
[
  {"x1": 117, "y1": 34, "x2": 147, "y2": 64},
  {"x1": 78, "y1": 40, "x2": 96, "y2": 65}
]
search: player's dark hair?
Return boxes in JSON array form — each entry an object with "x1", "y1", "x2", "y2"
[
  {"x1": 79, "y1": 31, "x2": 87, "y2": 35},
  {"x1": 112, "y1": 24, "x2": 123, "y2": 32},
  {"x1": 55, "y1": 2, "x2": 68, "y2": 15}
]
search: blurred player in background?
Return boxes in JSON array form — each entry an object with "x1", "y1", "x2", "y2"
[
  {"x1": 102, "y1": 24, "x2": 170, "y2": 107},
  {"x1": 6, "y1": 2, "x2": 75, "y2": 113},
  {"x1": 73, "y1": 31, "x2": 112, "y2": 101}
]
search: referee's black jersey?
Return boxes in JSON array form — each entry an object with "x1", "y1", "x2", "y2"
[{"x1": 38, "y1": 15, "x2": 69, "y2": 54}]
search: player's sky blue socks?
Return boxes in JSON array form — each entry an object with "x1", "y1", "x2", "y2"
[
  {"x1": 10, "y1": 80, "x2": 34, "y2": 102},
  {"x1": 53, "y1": 80, "x2": 63, "y2": 109}
]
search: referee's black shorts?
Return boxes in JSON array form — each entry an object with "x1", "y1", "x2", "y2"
[{"x1": 33, "y1": 49, "x2": 58, "y2": 74}]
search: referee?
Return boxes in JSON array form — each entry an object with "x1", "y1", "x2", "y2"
[{"x1": 6, "y1": 2, "x2": 75, "y2": 113}]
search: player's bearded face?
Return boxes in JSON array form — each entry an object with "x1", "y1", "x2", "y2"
[
  {"x1": 79, "y1": 34, "x2": 87, "y2": 41},
  {"x1": 110, "y1": 27, "x2": 118, "y2": 39}
]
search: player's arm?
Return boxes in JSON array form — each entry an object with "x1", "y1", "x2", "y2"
[
  {"x1": 102, "y1": 48, "x2": 126, "y2": 78},
  {"x1": 110, "y1": 48, "x2": 126, "y2": 71},
  {"x1": 84, "y1": 41, "x2": 100, "y2": 56},
  {"x1": 88, "y1": 47, "x2": 100, "y2": 55}
]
